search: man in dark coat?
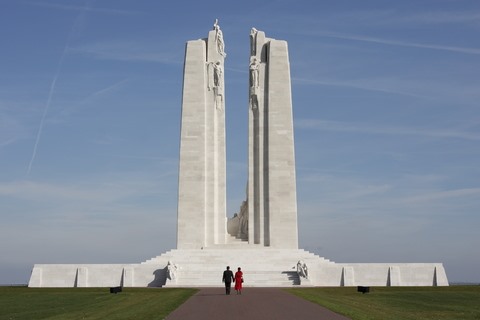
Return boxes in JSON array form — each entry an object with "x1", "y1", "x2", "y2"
[{"x1": 222, "y1": 266, "x2": 234, "y2": 295}]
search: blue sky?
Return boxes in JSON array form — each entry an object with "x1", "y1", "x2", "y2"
[{"x1": 1, "y1": 0, "x2": 479, "y2": 284}]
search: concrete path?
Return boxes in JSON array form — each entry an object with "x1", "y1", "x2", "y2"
[{"x1": 166, "y1": 287, "x2": 350, "y2": 320}]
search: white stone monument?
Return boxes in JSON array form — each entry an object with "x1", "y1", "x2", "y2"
[
  {"x1": 247, "y1": 29, "x2": 299, "y2": 249},
  {"x1": 177, "y1": 19, "x2": 227, "y2": 249},
  {"x1": 226, "y1": 29, "x2": 299, "y2": 249},
  {"x1": 28, "y1": 22, "x2": 449, "y2": 288}
]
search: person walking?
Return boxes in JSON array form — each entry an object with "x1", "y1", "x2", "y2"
[
  {"x1": 234, "y1": 267, "x2": 243, "y2": 294},
  {"x1": 222, "y1": 266, "x2": 234, "y2": 295}
]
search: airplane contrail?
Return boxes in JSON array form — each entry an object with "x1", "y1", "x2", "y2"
[
  {"x1": 27, "y1": 2, "x2": 92, "y2": 175},
  {"x1": 27, "y1": 70, "x2": 62, "y2": 175}
]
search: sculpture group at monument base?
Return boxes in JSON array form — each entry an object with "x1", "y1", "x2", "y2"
[{"x1": 28, "y1": 248, "x2": 448, "y2": 287}]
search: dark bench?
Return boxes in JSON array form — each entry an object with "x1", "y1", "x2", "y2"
[
  {"x1": 110, "y1": 286, "x2": 122, "y2": 294},
  {"x1": 357, "y1": 286, "x2": 370, "y2": 294}
]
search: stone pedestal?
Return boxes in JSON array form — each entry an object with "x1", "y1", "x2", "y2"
[{"x1": 29, "y1": 248, "x2": 449, "y2": 287}]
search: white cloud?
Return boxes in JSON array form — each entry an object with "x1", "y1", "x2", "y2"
[
  {"x1": 68, "y1": 41, "x2": 181, "y2": 64},
  {"x1": 404, "y1": 188, "x2": 480, "y2": 203},
  {"x1": 292, "y1": 73, "x2": 480, "y2": 107},
  {"x1": 87, "y1": 79, "x2": 129, "y2": 99},
  {"x1": 318, "y1": 31, "x2": 480, "y2": 55},
  {"x1": 391, "y1": 11, "x2": 480, "y2": 25},
  {"x1": 0, "y1": 114, "x2": 28, "y2": 147},
  {"x1": 293, "y1": 76, "x2": 429, "y2": 98},
  {"x1": 295, "y1": 119, "x2": 480, "y2": 141},
  {"x1": 283, "y1": 9, "x2": 480, "y2": 31},
  {"x1": 21, "y1": 1, "x2": 142, "y2": 15},
  {"x1": 0, "y1": 170, "x2": 173, "y2": 205}
]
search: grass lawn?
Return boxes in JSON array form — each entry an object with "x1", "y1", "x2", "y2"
[
  {"x1": 0, "y1": 287, "x2": 197, "y2": 320},
  {"x1": 2, "y1": 286, "x2": 479, "y2": 319},
  {"x1": 286, "y1": 286, "x2": 480, "y2": 320}
]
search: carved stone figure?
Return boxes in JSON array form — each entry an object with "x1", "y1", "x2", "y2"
[
  {"x1": 249, "y1": 57, "x2": 260, "y2": 89},
  {"x1": 207, "y1": 61, "x2": 224, "y2": 110},
  {"x1": 237, "y1": 200, "x2": 248, "y2": 239},
  {"x1": 250, "y1": 27, "x2": 258, "y2": 56},
  {"x1": 213, "y1": 61, "x2": 223, "y2": 88},
  {"x1": 249, "y1": 57, "x2": 260, "y2": 110},
  {"x1": 213, "y1": 19, "x2": 226, "y2": 57},
  {"x1": 297, "y1": 260, "x2": 308, "y2": 279},
  {"x1": 213, "y1": 61, "x2": 224, "y2": 110},
  {"x1": 166, "y1": 261, "x2": 178, "y2": 281}
]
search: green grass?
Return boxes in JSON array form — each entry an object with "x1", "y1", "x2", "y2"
[
  {"x1": 2, "y1": 286, "x2": 479, "y2": 320},
  {"x1": 0, "y1": 287, "x2": 197, "y2": 320},
  {"x1": 286, "y1": 286, "x2": 480, "y2": 320}
]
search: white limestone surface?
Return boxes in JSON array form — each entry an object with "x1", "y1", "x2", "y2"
[
  {"x1": 177, "y1": 25, "x2": 226, "y2": 249},
  {"x1": 29, "y1": 249, "x2": 448, "y2": 287},
  {"x1": 247, "y1": 30, "x2": 298, "y2": 249}
]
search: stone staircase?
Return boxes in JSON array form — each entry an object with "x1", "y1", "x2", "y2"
[{"x1": 141, "y1": 248, "x2": 335, "y2": 287}]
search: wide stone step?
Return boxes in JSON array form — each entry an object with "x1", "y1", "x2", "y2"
[
  {"x1": 143, "y1": 249, "x2": 332, "y2": 260},
  {"x1": 165, "y1": 269, "x2": 300, "y2": 287},
  {"x1": 151, "y1": 250, "x2": 314, "y2": 288},
  {"x1": 139, "y1": 247, "x2": 337, "y2": 289}
]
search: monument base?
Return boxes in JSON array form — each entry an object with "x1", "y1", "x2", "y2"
[{"x1": 28, "y1": 248, "x2": 448, "y2": 287}]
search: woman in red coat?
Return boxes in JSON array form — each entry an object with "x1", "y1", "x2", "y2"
[{"x1": 234, "y1": 267, "x2": 243, "y2": 294}]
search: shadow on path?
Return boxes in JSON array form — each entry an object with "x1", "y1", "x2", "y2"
[{"x1": 166, "y1": 287, "x2": 350, "y2": 320}]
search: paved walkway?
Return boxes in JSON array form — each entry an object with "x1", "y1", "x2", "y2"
[{"x1": 166, "y1": 287, "x2": 350, "y2": 320}]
